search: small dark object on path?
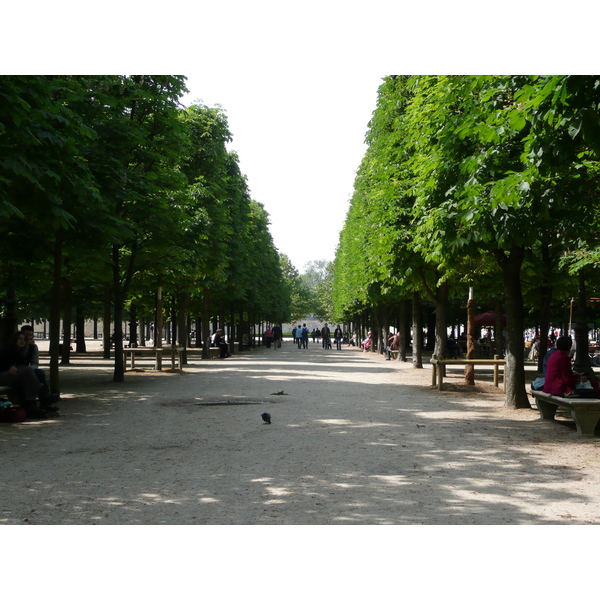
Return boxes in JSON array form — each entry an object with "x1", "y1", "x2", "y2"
[
  {"x1": 261, "y1": 412, "x2": 271, "y2": 424},
  {"x1": 271, "y1": 391, "x2": 287, "y2": 395},
  {"x1": 416, "y1": 424, "x2": 425, "y2": 428}
]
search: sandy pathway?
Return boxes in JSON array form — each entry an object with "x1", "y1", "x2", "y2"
[{"x1": 2, "y1": 340, "x2": 600, "y2": 525}]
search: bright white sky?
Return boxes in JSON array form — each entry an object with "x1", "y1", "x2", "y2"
[{"x1": 180, "y1": 71, "x2": 383, "y2": 272}]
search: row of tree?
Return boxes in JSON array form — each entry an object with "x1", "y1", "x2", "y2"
[
  {"x1": 333, "y1": 76, "x2": 600, "y2": 408},
  {"x1": 0, "y1": 75, "x2": 296, "y2": 389}
]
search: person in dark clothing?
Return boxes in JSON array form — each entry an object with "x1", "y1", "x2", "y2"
[
  {"x1": 334, "y1": 326, "x2": 343, "y2": 350},
  {"x1": 21, "y1": 325, "x2": 59, "y2": 409},
  {"x1": 301, "y1": 324, "x2": 309, "y2": 349},
  {"x1": 446, "y1": 334, "x2": 458, "y2": 359},
  {"x1": 264, "y1": 327, "x2": 273, "y2": 349},
  {"x1": 272, "y1": 324, "x2": 282, "y2": 349},
  {"x1": 321, "y1": 323, "x2": 331, "y2": 349},
  {"x1": 0, "y1": 332, "x2": 47, "y2": 418},
  {"x1": 543, "y1": 336, "x2": 600, "y2": 397},
  {"x1": 213, "y1": 329, "x2": 230, "y2": 358}
]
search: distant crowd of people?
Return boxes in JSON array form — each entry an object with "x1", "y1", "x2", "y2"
[{"x1": 261, "y1": 323, "x2": 357, "y2": 351}]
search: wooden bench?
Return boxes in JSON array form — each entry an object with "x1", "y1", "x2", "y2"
[
  {"x1": 390, "y1": 350, "x2": 399, "y2": 360},
  {"x1": 430, "y1": 355, "x2": 506, "y2": 391},
  {"x1": 123, "y1": 347, "x2": 184, "y2": 371},
  {"x1": 165, "y1": 347, "x2": 184, "y2": 370},
  {"x1": 123, "y1": 347, "x2": 163, "y2": 371},
  {"x1": 531, "y1": 390, "x2": 600, "y2": 436}
]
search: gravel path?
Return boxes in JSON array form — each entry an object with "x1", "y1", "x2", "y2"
[{"x1": 2, "y1": 340, "x2": 600, "y2": 525}]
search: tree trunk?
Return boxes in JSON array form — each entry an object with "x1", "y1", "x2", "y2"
[
  {"x1": 412, "y1": 291, "x2": 423, "y2": 369},
  {"x1": 129, "y1": 302, "x2": 138, "y2": 348},
  {"x1": 230, "y1": 306, "x2": 236, "y2": 356},
  {"x1": 169, "y1": 307, "x2": 175, "y2": 346},
  {"x1": 178, "y1": 291, "x2": 190, "y2": 365},
  {"x1": 381, "y1": 306, "x2": 390, "y2": 356},
  {"x1": 0, "y1": 267, "x2": 17, "y2": 346},
  {"x1": 238, "y1": 306, "x2": 245, "y2": 352},
  {"x1": 573, "y1": 268, "x2": 592, "y2": 375},
  {"x1": 103, "y1": 284, "x2": 112, "y2": 360},
  {"x1": 373, "y1": 307, "x2": 382, "y2": 353},
  {"x1": 75, "y1": 306, "x2": 87, "y2": 353},
  {"x1": 49, "y1": 233, "x2": 62, "y2": 393},
  {"x1": 61, "y1": 281, "x2": 72, "y2": 365},
  {"x1": 155, "y1": 286, "x2": 164, "y2": 370},
  {"x1": 425, "y1": 305, "x2": 436, "y2": 352},
  {"x1": 112, "y1": 290, "x2": 125, "y2": 382},
  {"x1": 399, "y1": 299, "x2": 409, "y2": 361},
  {"x1": 139, "y1": 316, "x2": 146, "y2": 347},
  {"x1": 495, "y1": 246, "x2": 530, "y2": 409},
  {"x1": 433, "y1": 281, "x2": 448, "y2": 359},
  {"x1": 536, "y1": 243, "x2": 554, "y2": 372},
  {"x1": 195, "y1": 315, "x2": 202, "y2": 347},
  {"x1": 465, "y1": 295, "x2": 475, "y2": 385},
  {"x1": 201, "y1": 287, "x2": 211, "y2": 359},
  {"x1": 111, "y1": 245, "x2": 124, "y2": 383}
]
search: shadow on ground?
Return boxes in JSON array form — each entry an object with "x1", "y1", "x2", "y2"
[{"x1": 1, "y1": 345, "x2": 597, "y2": 524}]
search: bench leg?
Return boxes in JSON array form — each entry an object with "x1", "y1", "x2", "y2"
[
  {"x1": 570, "y1": 411, "x2": 600, "y2": 436},
  {"x1": 535, "y1": 398, "x2": 558, "y2": 420}
]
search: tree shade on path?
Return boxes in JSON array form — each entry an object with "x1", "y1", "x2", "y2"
[{"x1": 1, "y1": 341, "x2": 599, "y2": 526}]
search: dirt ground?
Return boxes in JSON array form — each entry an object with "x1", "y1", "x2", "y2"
[{"x1": 2, "y1": 339, "x2": 600, "y2": 527}]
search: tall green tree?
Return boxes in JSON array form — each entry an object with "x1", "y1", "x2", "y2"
[{"x1": 84, "y1": 75, "x2": 189, "y2": 381}]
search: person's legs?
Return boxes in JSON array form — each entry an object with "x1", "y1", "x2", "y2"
[
  {"x1": 34, "y1": 368, "x2": 60, "y2": 407},
  {"x1": 34, "y1": 368, "x2": 53, "y2": 398},
  {"x1": 0, "y1": 367, "x2": 46, "y2": 417}
]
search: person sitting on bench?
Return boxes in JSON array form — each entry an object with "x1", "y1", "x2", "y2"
[
  {"x1": 361, "y1": 332, "x2": 372, "y2": 352},
  {"x1": 386, "y1": 332, "x2": 400, "y2": 360},
  {"x1": 21, "y1": 325, "x2": 60, "y2": 409},
  {"x1": 543, "y1": 336, "x2": 600, "y2": 398},
  {"x1": 0, "y1": 332, "x2": 47, "y2": 418}
]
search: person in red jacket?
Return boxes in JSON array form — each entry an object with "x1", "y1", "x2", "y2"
[{"x1": 543, "y1": 336, "x2": 599, "y2": 396}]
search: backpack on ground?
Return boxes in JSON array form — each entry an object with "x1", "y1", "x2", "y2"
[{"x1": 0, "y1": 404, "x2": 27, "y2": 423}]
